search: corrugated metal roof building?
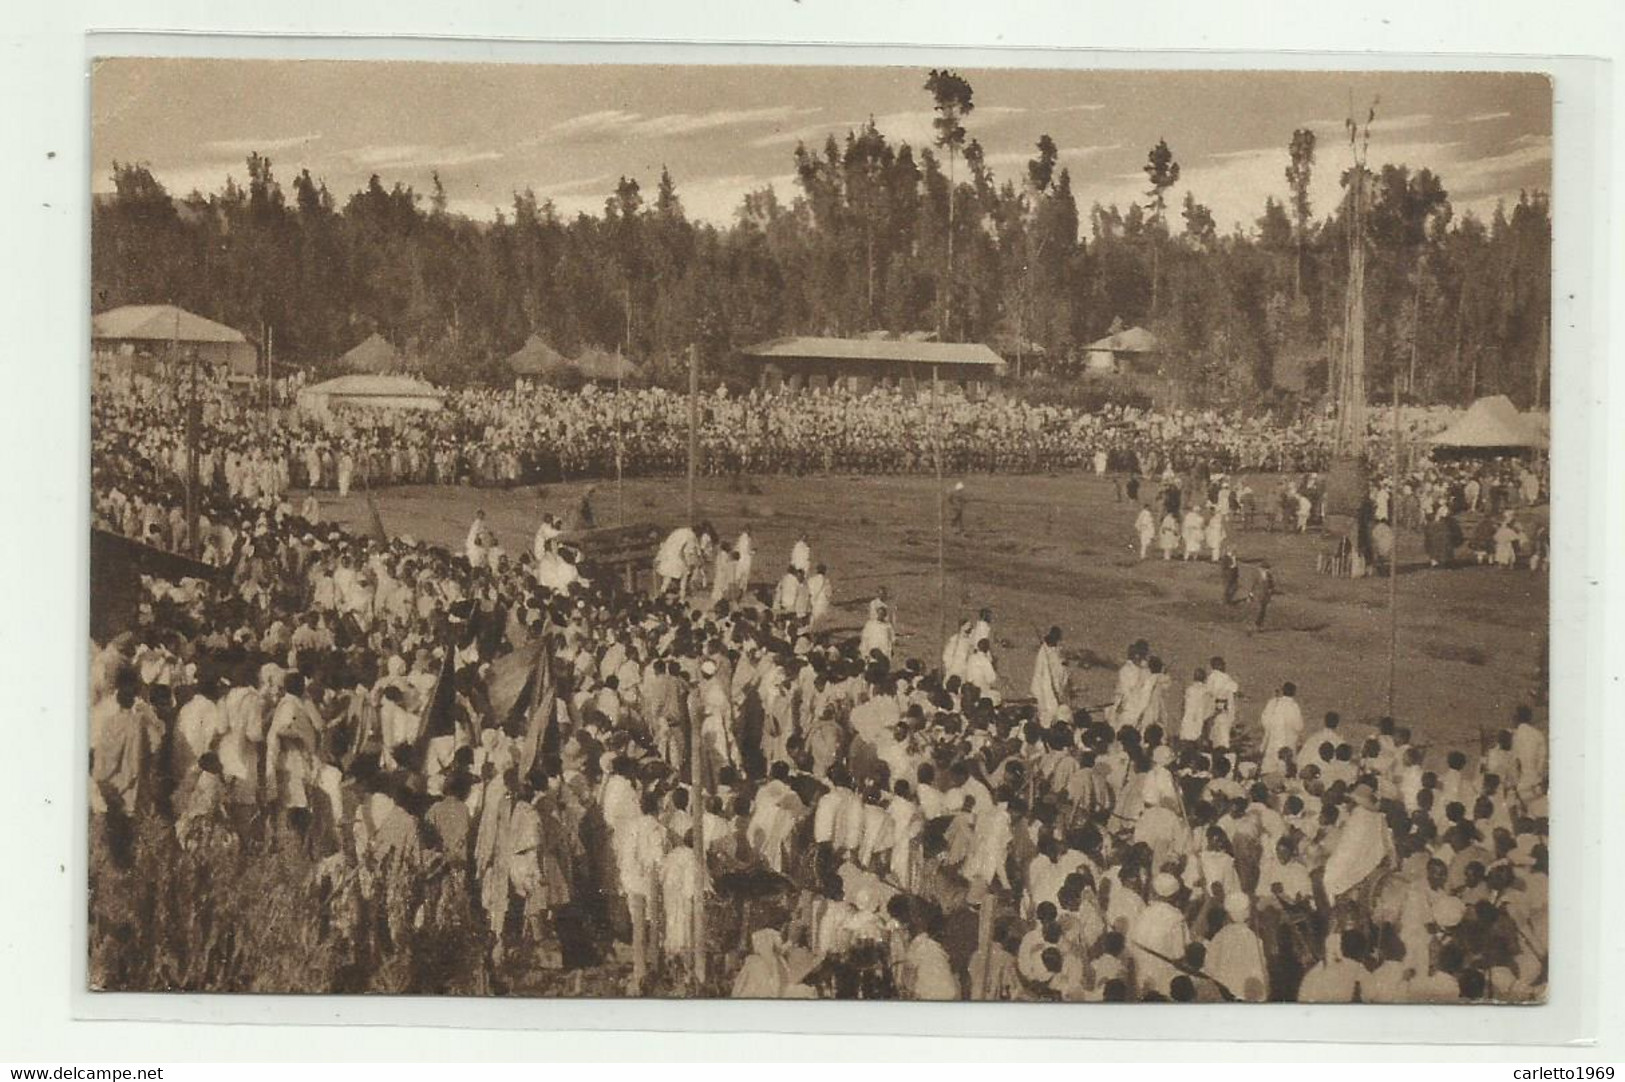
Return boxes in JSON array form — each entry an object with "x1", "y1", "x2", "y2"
[{"x1": 739, "y1": 336, "x2": 1005, "y2": 394}]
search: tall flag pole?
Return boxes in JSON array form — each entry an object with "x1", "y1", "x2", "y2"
[
  {"x1": 934, "y1": 365, "x2": 946, "y2": 648},
  {"x1": 687, "y1": 343, "x2": 698, "y2": 527},
  {"x1": 179, "y1": 307, "x2": 201, "y2": 558},
  {"x1": 688, "y1": 339, "x2": 706, "y2": 990},
  {"x1": 1387, "y1": 367, "x2": 1401, "y2": 718},
  {"x1": 689, "y1": 675, "x2": 708, "y2": 991},
  {"x1": 615, "y1": 346, "x2": 625, "y2": 526}
]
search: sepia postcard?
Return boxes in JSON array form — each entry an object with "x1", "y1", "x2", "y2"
[{"x1": 87, "y1": 58, "x2": 1551, "y2": 1004}]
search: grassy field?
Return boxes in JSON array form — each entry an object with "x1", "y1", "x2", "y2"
[{"x1": 314, "y1": 470, "x2": 1547, "y2": 762}]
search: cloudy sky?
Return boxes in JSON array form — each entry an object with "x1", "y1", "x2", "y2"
[{"x1": 92, "y1": 60, "x2": 1551, "y2": 234}]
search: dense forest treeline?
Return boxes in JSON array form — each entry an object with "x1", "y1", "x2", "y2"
[{"x1": 91, "y1": 72, "x2": 1551, "y2": 408}]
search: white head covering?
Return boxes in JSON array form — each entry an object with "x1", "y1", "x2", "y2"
[
  {"x1": 1433, "y1": 896, "x2": 1466, "y2": 929},
  {"x1": 1152, "y1": 872, "x2": 1180, "y2": 898}
]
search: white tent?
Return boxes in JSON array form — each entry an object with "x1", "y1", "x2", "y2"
[
  {"x1": 1427, "y1": 395, "x2": 1544, "y2": 450},
  {"x1": 296, "y1": 374, "x2": 444, "y2": 416}
]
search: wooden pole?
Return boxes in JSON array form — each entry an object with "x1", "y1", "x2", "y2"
[
  {"x1": 615, "y1": 348, "x2": 625, "y2": 526},
  {"x1": 182, "y1": 308, "x2": 200, "y2": 558},
  {"x1": 1387, "y1": 368, "x2": 1400, "y2": 718},
  {"x1": 976, "y1": 887, "x2": 995, "y2": 999},
  {"x1": 687, "y1": 343, "x2": 698, "y2": 527},
  {"x1": 1535, "y1": 314, "x2": 1549, "y2": 410},
  {"x1": 688, "y1": 686, "x2": 708, "y2": 990},
  {"x1": 934, "y1": 365, "x2": 946, "y2": 649},
  {"x1": 266, "y1": 323, "x2": 274, "y2": 421}
]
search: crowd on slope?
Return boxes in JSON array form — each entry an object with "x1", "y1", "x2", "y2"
[{"x1": 88, "y1": 377, "x2": 1549, "y2": 1002}]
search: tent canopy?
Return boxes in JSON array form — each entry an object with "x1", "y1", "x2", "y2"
[
  {"x1": 93, "y1": 304, "x2": 249, "y2": 346},
  {"x1": 505, "y1": 335, "x2": 574, "y2": 378},
  {"x1": 337, "y1": 333, "x2": 406, "y2": 375},
  {"x1": 297, "y1": 373, "x2": 444, "y2": 414},
  {"x1": 1428, "y1": 395, "x2": 1545, "y2": 449}
]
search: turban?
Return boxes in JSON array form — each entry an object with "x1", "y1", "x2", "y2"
[{"x1": 1152, "y1": 872, "x2": 1180, "y2": 898}]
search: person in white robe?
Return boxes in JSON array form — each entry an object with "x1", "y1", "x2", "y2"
[
  {"x1": 941, "y1": 620, "x2": 974, "y2": 682},
  {"x1": 337, "y1": 450, "x2": 354, "y2": 497},
  {"x1": 465, "y1": 511, "x2": 490, "y2": 569},
  {"x1": 1135, "y1": 505, "x2": 1156, "y2": 560},
  {"x1": 1029, "y1": 627, "x2": 1069, "y2": 724},
  {"x1": 710, "y1": 545, "x2": 737, "y2": 609},
  {"x1": 806, "y1": 564, "x2": 833, "y2": 628},
  {"x1": 657, "y1": 835, "x2": 700, "y2": 959},
  {"x1": 1205, "y1": 509, "x2": 1227, "y2": 561},
  {"x1": 858, "y1": 605, "x2": 895, "y2": 662},
  {"x1": 789, "y1": 533, "x2": 811, "y2": 574},
  {"x1": 1511, "y1": 714, "x2": 1547, "y2": 803},
  {"x1": 651, "y1": 523, "x2": 694, "y2": 588},
  {"x1": 1178, "y1": 668, "x2": 1210, "y2": 744},
  {"x1": 532, "y1": 515, "x2": 561, "y2": 565},
  {"x1": 612, "y1": 800, "x2": 669, "y2": 987},
  {"x1": 903, "y1": 931, "x2": 959, "y2": 1000},
  {"x1": 1322, "y1": 785, "x2": 1395, "y2": 900},
  {"x1": 1130, "y1": 873, "x2": 1190, "y2": 997},
  {"x1": 1158, "y1": 512, "x2": 1180, "y2": 560},
  {"x1": 774, "y1": 567, "x2": 810, "y2": 620},
  {"x1": 731, "y1": 928, "x2": 790, "y2": 998},
  {"x1": 1182, "y1": 508, "x2": 1206, "y2": 561},
  {"x1": 1257, "y1": 682, "x2": 1305, "y2": 775},
  {"x1": 1109, "y1": 649, "x2": 1146, "y2": 729},
  {"x1": 733, "y1": 528, "x2": 755, "y2": 599},
  {"x1": 963, "y1": 639, "x2": 999, "y2": 703},
  {"x1": 1205, "y1": 892, "x2": 1269, "y2": 1002},
  {"x1": 1204, "y1": 660, "x2": 1239, "y2": 749}
]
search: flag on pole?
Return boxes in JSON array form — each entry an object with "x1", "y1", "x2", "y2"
[
  {"x1": 516, "y1": 646, "x2": 560, "y2": 783},
  {"x1": 412, "y1": 644, "x2": 460, "y2": 765},
  {"x1": 363, "y1": 487, "x2": 388, "y2": 545},
  {"x1": 486, "y1": 642, "x2": 541, "y2": 725}
]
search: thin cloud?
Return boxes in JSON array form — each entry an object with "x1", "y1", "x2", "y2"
[
  {"x1": 345, "y1": 144, "x2": 502, "y2": 169},
  {"x1": 204, "y1": 132, "x2": 322, "y2": 155},
  {"x1": 1440, "y1": 137, "x2": 1552, "y2": 197},
  {"x1": 643, "y1": 106, "x2": 821, "y2": 137},
  {"x1": 750, "y1": 105, "x2": 1027, "y2": 151},
  {"x1": 546, "y1": 109, "x2": 640, "y2": 138},
  {"x1": 545, "y1": 106, "x2": 823, "y2": 142},
  {"x1": 1465, "y1": 111, "x2": 1514, "y2": 123},
  {"x1": 1299, "y1": 112, "x2": 1436, "y2": 136}
]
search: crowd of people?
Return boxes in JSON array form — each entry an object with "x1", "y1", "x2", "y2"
[
  {"x1": 96, "y1": 368, "x2": 1412, "y2": 500},
  {"x1": 89, "y1": 372, "x2": 1549, "y2": 1003},
  {"x1": 1118, "y1": 450, "x2": 1547, "y2": 588}
]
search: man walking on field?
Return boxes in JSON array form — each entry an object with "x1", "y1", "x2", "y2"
[{"x1": 1248, "y1": 561, "x2": 1276, "y2": 632}]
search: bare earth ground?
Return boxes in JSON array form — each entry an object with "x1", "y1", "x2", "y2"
[{"x1": 312, "y1": 471, "x2": 1546, "y2": 763}]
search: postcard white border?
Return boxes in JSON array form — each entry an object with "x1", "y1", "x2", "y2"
[{"x1": 2, "y1": 4, "x2": 1617, "y2": 1061}]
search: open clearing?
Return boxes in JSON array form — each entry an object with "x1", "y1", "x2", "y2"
[{"x1": 315, "y1": 470, "x2": 1546, "y2": 760}]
